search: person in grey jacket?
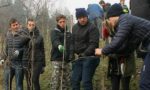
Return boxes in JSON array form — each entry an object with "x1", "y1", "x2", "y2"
[
  {"x1": 3, "y1": 18, "x2": 30, "y2": 90},
  {"x1": 95, "y1": 3, "x2": 150, "y2": 90}
]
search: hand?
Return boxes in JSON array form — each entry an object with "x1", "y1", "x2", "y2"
[
  {"x1": 14, "y1": 50, "x2": 19, "y2": 56},
  {"x1": 58, "y1": 45, "x2": 65, "y2": 53},
  {"x1": 95, "y1": 48, "x2": 102, "y2": 56}
]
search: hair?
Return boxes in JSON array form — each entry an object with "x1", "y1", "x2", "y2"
[
  {"x1": 27, "y1": 18, "x2": 35, "y2": 23},
  {"x1": 56, "y1": 14, "x2": 66, "y2": 22},
  {"x1": 9, "y1": 18, "x2": 18, "y2": 26},
  {"x1": 99, "y1": 0, "x2": 105, "y2": 4}
]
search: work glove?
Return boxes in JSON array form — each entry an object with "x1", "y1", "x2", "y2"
[
  {"x1": 0, "y1": 57, "x2": 4, "y2": 65},
  {"x1": 58, "y1": 45, "x2": 65, "y2": 53},
  {"x1": 14, "y1": 50, "x2": 19, "y2": 56}
]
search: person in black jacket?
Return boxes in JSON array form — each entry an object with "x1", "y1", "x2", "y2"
[
  {"x1": 130, "y1": 0, "x2": 150, "y2": 20},
  {"x1": 23, "y1": 18, "x2": 45, "y2": 90},
  {"x1": 50, "y1": 14, "x2": 72, "y2": 90},
  {"x1": 95, "y1": 3, "x2": 150, "y2": 90},
  {"x1": 71, "y1": 8, "x2": 100, "y2": 90},
  {"x1": 130, "y1": 0, "x2": 150, "y2": 58},
  {"x1": 3, "y1": 18, "x2": 30, "y2": 90}
]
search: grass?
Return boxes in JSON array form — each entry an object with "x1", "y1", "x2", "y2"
[{"x1": 0, "y1": 37, "x2": 143, "y2": 90}]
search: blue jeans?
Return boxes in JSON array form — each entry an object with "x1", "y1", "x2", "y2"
[
  {"x1": 140, "y1": 52, "x2": 150, "y2": 90},
  {"x1": 71, "y1": 57, "x2": 100, "y2": 90},
  {"x1": 4, "y1": 65, "x2": 23, "y2": 90},
  {"x1": 140, "y1": 43, "x2": 150, "y2": 90}
]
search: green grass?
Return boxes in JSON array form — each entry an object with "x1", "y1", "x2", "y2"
[{"x1": 0, "y1": 38, "x2": 143, "y2": 90}]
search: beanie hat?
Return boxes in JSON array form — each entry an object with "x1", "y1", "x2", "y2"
[
  {"x1": 107, "y1": 3, "x2": 124, "y2": 18},
  {"x1": 75, "y1": 8, "x2": 88, "y2": 19}
]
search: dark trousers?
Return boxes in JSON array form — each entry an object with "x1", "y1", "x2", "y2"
[
  {"x1": 111, "y1": 75, "x2": 131, "y2": 90},
  {"x1": 24, "y1": 63, "x2": 42, "y2": 90},
  {"x1": 140, "y1": 52, "x2": 150, "y2": 90},
  {"x1": 71, "y1": 57, "x2": 100, "y2": 90},
  {"x1": 4, "y1": 66, "x2": 23, "y2": 90}
]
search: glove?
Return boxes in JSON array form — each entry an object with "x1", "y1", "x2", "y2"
[
  {"x1": 14, "y1": 50, "x2": 19, "y2": 56},
  {"x1": 58, "y1": 45, "x2": 65, "y2": 53},
  {"x1": 0, "y1": 59, "x2": 4, "y2": 65}
]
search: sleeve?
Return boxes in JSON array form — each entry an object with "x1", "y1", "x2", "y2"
[
  {"x1": 83, "y1": 25, "x2": 100, "y2": 56},
  {"x1": 102, "y1": 17, "x2": 132, "y2": 55},
  {"x1": 1, "y1": 35, "x2": 8, "y2": 60},
  {"x1": 50, "y1": 30, "x2": 61, "y2": 48}
]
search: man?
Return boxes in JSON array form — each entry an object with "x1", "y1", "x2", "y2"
[
  {"x1": 23, "y1": 18, "x2": 45, "y2": 90},
  {"x1": 71, "y1": 8, "x2": 100, "y2": 90},
  {"x1": 3, "y1": 18, "x2": 29, "y2": 90},
  {"x1": 104, "y1": 2, "x2": 133, "y2": 90},
  {"x1": 95, "y1": 4, "x2": 150, "y2": 90},
  {"x1": 50, "y1": 14, "x2": 72, "y2": 90}
]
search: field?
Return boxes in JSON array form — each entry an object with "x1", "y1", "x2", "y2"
[{"x1": 0, "y1": 36, "x2": 143, "y2": 90}]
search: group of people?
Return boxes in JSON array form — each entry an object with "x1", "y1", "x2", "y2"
[
  {"x1": 1, "y1": 18, "x2": 45, "y2": 90},
  {"x1": 0, "y1": 0, "x2": 150, "y2": 90}
]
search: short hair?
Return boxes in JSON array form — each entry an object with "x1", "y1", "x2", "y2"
[
  {"x1": 27, "y1": 18, "x2": 35, "y2": 23},
  {"x1": 9, "y1": 18, "x2": 18, "y2": 26},
  {"x1": 99, "y1": 0, "x2": 105, "y2": 4},
  {"x1": 56, "y1": 14, "x2": 66, "y2": 22}
]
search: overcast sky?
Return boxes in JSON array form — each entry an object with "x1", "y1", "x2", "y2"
[
  {"x1": 65, "y1": 0, "x2": 129, "y2": 14},
  {"x1": 55, "y1": 0, "x2": 130, "y2": 21}
]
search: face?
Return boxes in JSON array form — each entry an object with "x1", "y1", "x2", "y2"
[
  {"x1": 57, "y1": 18, "x2": 66, "y2": 29},
  {"x1": 108, "y1": 17, "x2": 119, "y2": 28},
  {"x1": 78, "y1": 16, "x2": 88, "y2": 25},
  {"x1": 120, "y1": 0, "x2": 125, "y2": 5},
  {"x1": 27, "y1": 21, "x2": 36, "y2": 31},
  {"x1": 10, "y1": 22, "x2": 19, "y2": 32}
]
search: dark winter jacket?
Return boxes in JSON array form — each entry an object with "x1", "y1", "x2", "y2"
[
  {"x1": 72, "y1": 21, "x2": 99, "y2": 56},
  {"x1": 50, "y1": 25, "x2": 72, "y2": 62},
  {"x1": 102, "y1": 14, "x2": 150, "y2": 55},
  {"x1": 23, "y1": 27, "x2": 45, "y2": 67},
  {"x1": 5, "y1": 29, "x2": 30, "y2": 68},
  {"x1": 107, "y1": 29, "x2": 136, "y2": 77},
  {"x1": 130, "y1": 0, "x2": 150, "y2": 20}
]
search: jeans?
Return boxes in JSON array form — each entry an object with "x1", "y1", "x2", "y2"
[
  {"x1": 4, "y1": 65, "x2": 23, "y2": 90},
  {"x1": 71, "y1": 57, "x2": 100, "y2": 90},
  {"x1": 140, "y1": 44, "x2": 150, "y2": 90},
  {"x1": 140, "y1": 52, "x2": 150, "y2": 90}
]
